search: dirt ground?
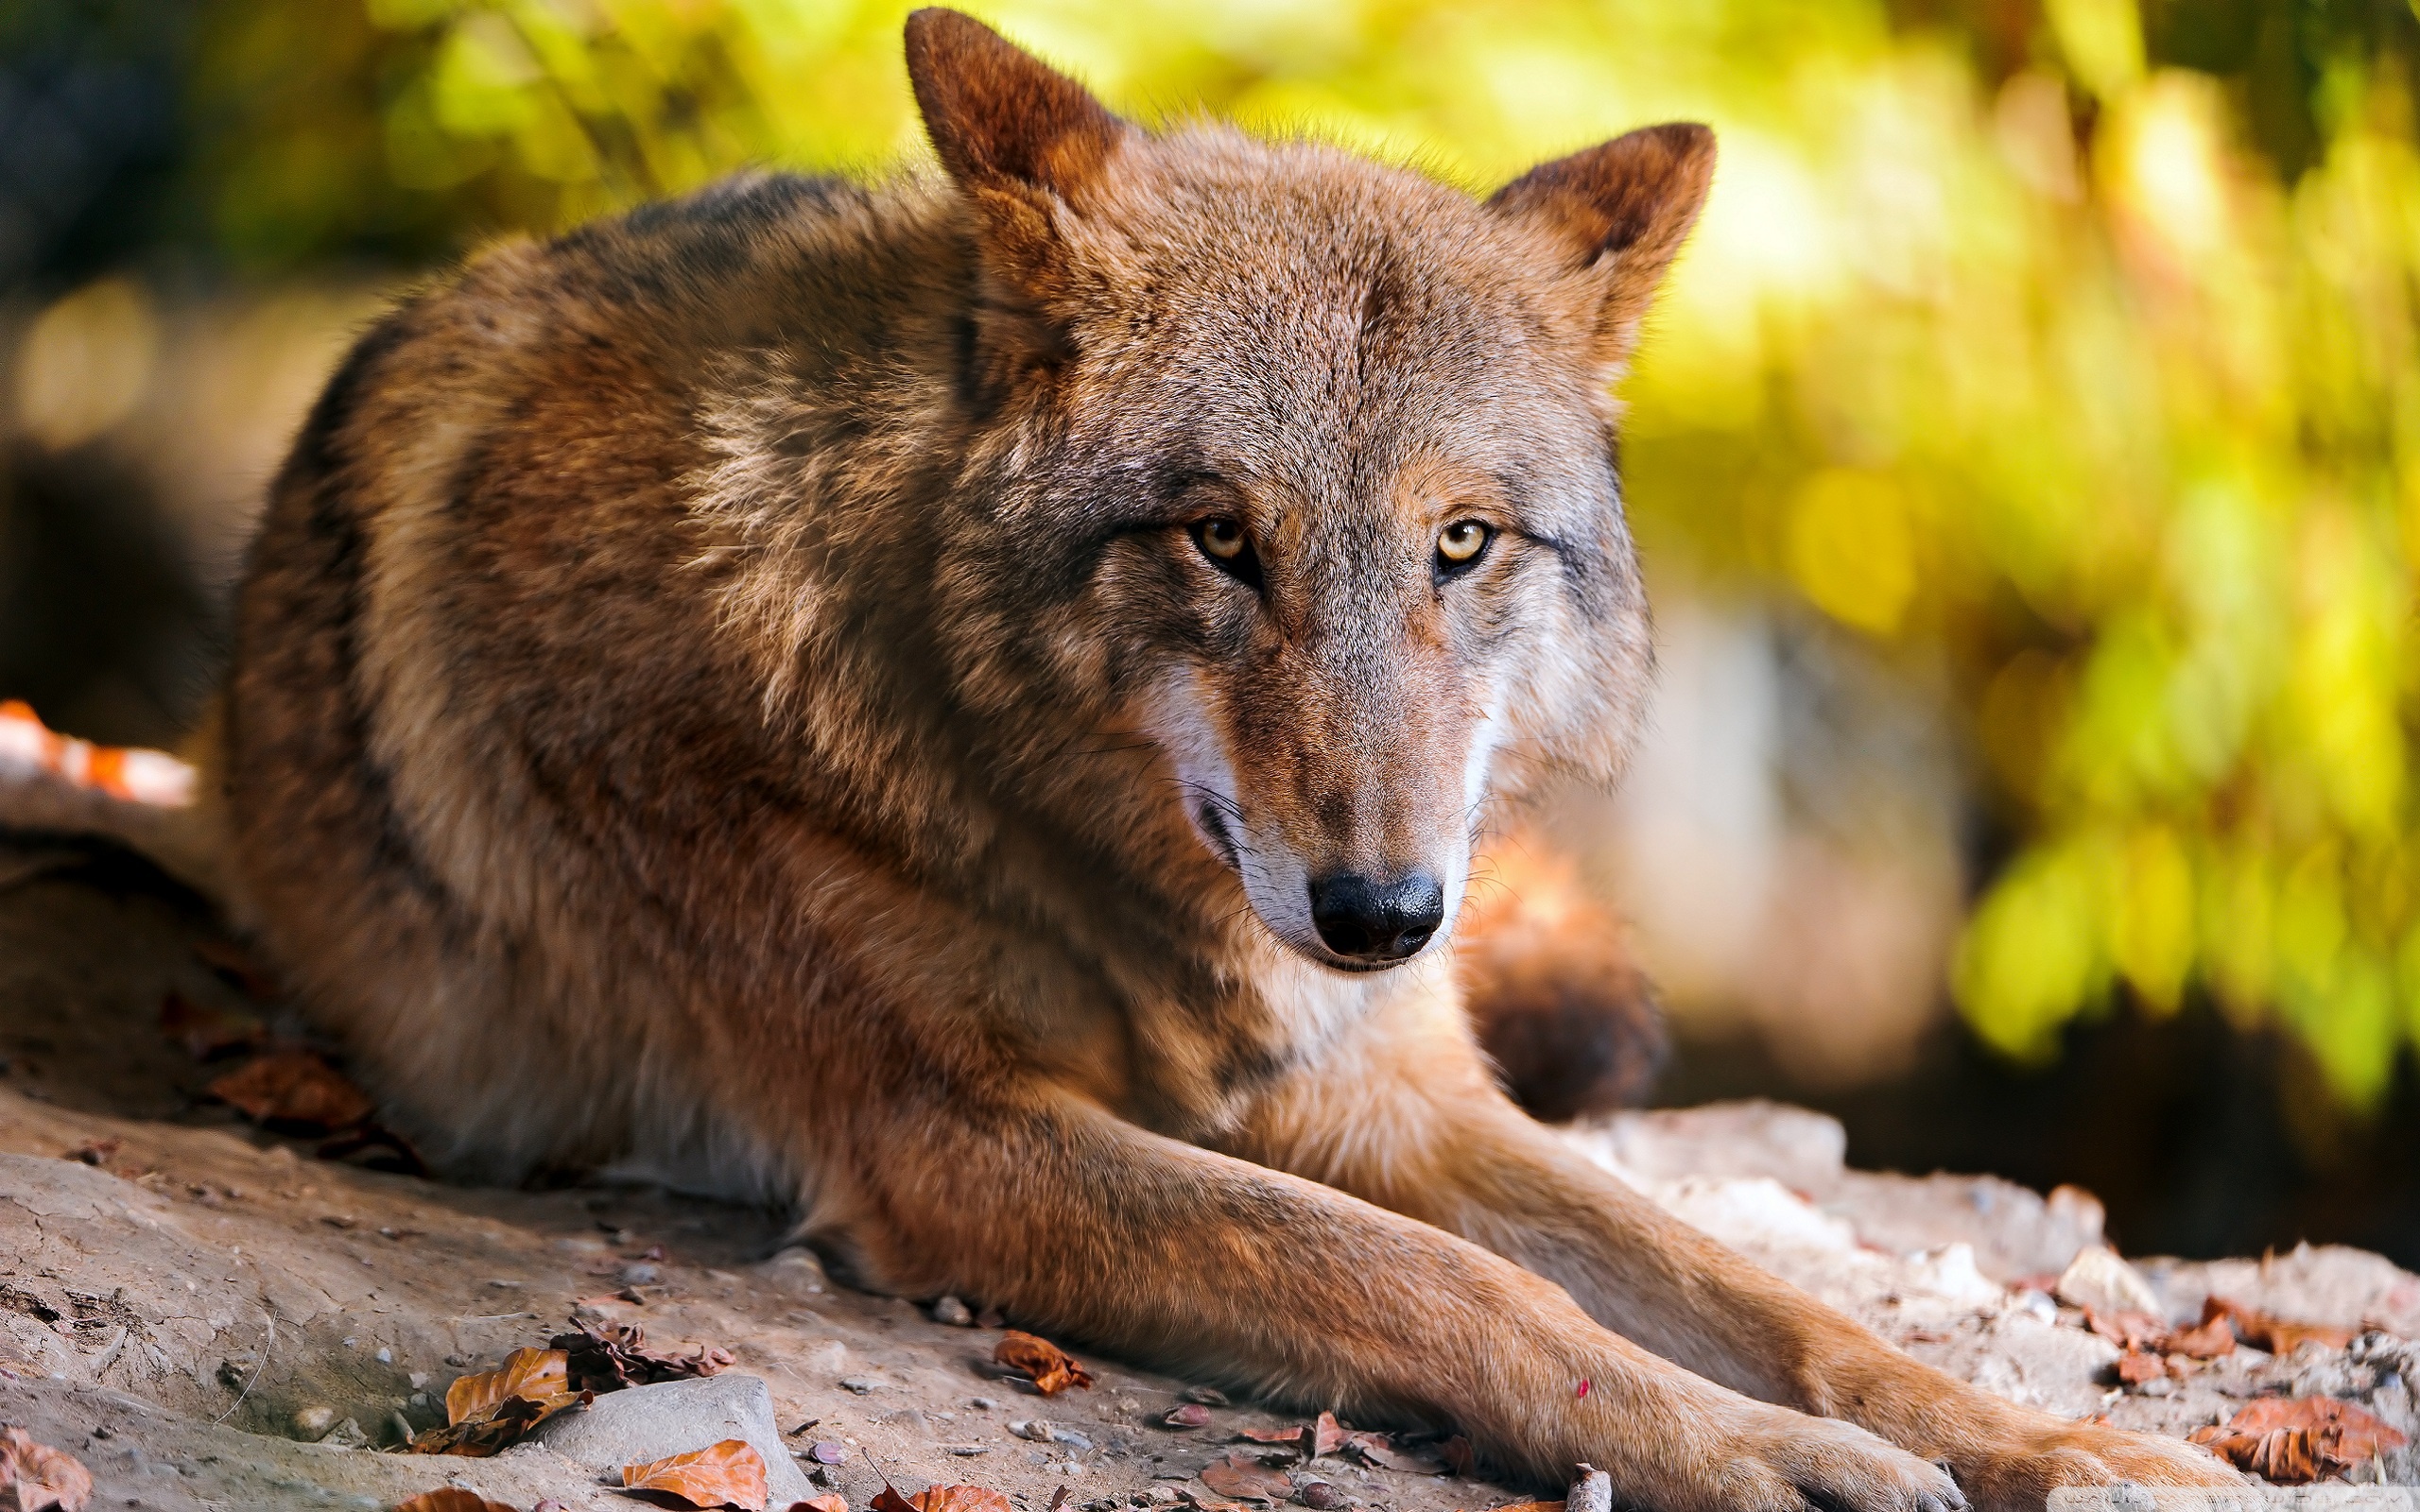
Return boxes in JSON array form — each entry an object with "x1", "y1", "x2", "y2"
[{"x1": 2, "y1": 840, "x2": 2415, "y2": 1511}]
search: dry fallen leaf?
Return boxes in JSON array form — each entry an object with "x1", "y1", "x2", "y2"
[
  {"x1": 622, "y1": 1438, "x2": 769, "y2": 1510},
  {"x1": 206, "y1": 1048, "x2": 372, "y2": 1132},
  {"x1": 550, "y1": 1316, "x2": 733, "y2": 1394},
  {"x1": 788, "y1": 1497, "x2": 850, "y2": 1512},
  {"x1": 1201, "y1": 1454, "x2": 1295, "y2": 1503},
  {"x1": 1308, "y1": 1413, "x2": 1348, "y2": 1459},
  {"x1": 2114, "y1": 1350, "x2": 2167, "y2": 1385},
  {"x1": 446, "y1": 1349, "x2": 576, "y2": 1425},
  {"x1": 1479, "y1": 1502, "x2": 1565, "y2": 1512},
  {"x1": 2205, "y1": 1297, "x2": 2358, "y2": 1355},
  {"x1": 1342, "y1": 1433, "x2": 1446, "y2": 1475},
  {"x1": 1236, "y1": 1426, "x2": 1305, "y2": 1449},
  {"x1": 2189, "y1": 1396, "x2": 2407, "y2": 1484},
  {"x1": 2082, "y1": 1308, "x2": 2167, "y2": 1351},
  {"x1": 0, "y1": 1427, "x2": 92, "y2": 1512},
  {"x1": 1176, "y1": 1493, "x2": 1255, "y2": 1512},
  {"x1": 392, "y1": 1492, "x2": 518, "y2": 1512},
  {"x1": 1163, "y1": 1404, "x2": 1214, "y2": 1430},
  {"x1": 912, "y1": 1488, "x2": 1013, "y2": 1512},
  {"x1": 2164, "y1": 1316, "x2": 2236, "y2": 1359},
  {"x1": 994, "y1": 1332, "x2": 1094, "y2": 1395},
  {"x1": 409, "y1": 1348, "x2": 590, "y2": 1456}
]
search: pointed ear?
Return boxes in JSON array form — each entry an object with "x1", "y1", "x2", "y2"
[
  {"x1": 1489, "y1": 123, "x2": 1716, "y2": 371},
  {"x1": 905, "y1": 9, "x2": 1128, "y2": 285}
]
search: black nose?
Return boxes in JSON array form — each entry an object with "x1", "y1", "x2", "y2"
[{"x1": 1307, "y1": 870, "x2": 1445, "y2": 963}]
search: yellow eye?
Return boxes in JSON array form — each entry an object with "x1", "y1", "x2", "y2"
[
  {"x1": 1198, "y1": 518, "x2": 1248, "y2": 560},
  {"x1": 1437, "y1": 520, "x2": 1491, "y2": 565}
]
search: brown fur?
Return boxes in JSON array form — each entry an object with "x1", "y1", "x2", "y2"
[{"x1": 147, "y1": 11, "x2": 2248, "y2": 1510}]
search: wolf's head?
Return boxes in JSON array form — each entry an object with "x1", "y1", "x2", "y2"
[{"x1": 911, "y1": 10, "x2": 1711, "y2": 973}]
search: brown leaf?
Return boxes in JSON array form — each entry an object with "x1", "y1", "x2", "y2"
[
  {"x1": 2191, "y1": 1397, "x2": 2408, "y2": 1484},
  {"x1": 872, "y1": 1487, "x2": 917, "y2": 1512},
  {"x1": 409, "y1": 1349, "x2": 589, "y2": 1456},
  {"x1": 2205, "y1": 1297, "x2": 2358, "y2": 1355},
  {"x1": 1163, "y1": 1404, "x2": 1214, "y2": 1429},
  {"x1": 2082, "y1": 1308, "x2": 2168, "y2": 1351},
  {"x1": 446, "y1": 1349, "x2": 574, "y2": 1425},
  {"x1": 788, "y1": 1497, "x2": 850, "y2": 1512},
  {"x1": 1237, "y1": 1426, "x2": 1306, "y2": 1450},
  {"x1": 206, "y1": 1049, "x2": 372, "y2": 1132},
  {"x1": 1201, "y1": 1454, "x2": 1296, "y2": 1502},
  {"x1": 1482, "y1": 1502, "x2": 1565, "y2": 1512},
  {"x1": 160, "y1": 990, "x2": 266, "y2": 1061},
  {"x1": 392, "y1": 1493, "x2": 518, "y2": 1512},
  {"x1": 622, "y1": 1438, "x2": 769, "y2": 1511},
  {"x1": 1342, "y1": 1434, "x2": 1445, "y2": 1475},
  {"x1": 0, "y1": 1427, "x2": 93, "y2": 1512},
  {"x1": 549, "y1": 1317, "x2": 732, "y2": 1394},
  {"x1": 2164, "y1": 1316, "x2": 2236, "y2": 1359},
  {"x1": 1309, "y1": 1413, "x2": 1348, "y2": 1459},
  {"x1": 2115, "y1": 1350, "x2": 2167, "y2": 1385},
  {"x1": 1176, "y1": 1494, "x2": 1255, "y2": 1512},
  {"x1": 994, "y1": 1332, "x2": 1094, "y2": 1395},
  {"x1": 913, "y1": 1488, "x2": 1014, "y2": 1512}
]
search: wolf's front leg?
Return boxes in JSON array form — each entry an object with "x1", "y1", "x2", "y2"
[
  {"x1": 1225, "y1": 990, "x2": 2242, "y2": 1512},
  {"x1": 810, "y1": 1083, "x2": 1961, "y2": 1512}
]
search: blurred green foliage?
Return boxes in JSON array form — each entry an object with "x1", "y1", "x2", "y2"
[{"x1": 170, "y1": 0, "x2": 2420, "y2": 1102}]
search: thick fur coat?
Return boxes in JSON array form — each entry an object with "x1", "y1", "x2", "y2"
[{"x1": 42, "y1": 12, "x2": 2244, "y2": 1511}]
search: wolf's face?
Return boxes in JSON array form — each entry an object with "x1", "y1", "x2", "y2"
[{"x1": 914, "y1": 15, "x2": 1711, "y2": 972}]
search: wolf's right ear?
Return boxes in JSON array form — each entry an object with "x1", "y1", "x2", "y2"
[
  {"x1": 905, "y1": 9, "x2": 1128, "y2": 291},
  {"x1": 1488, "y1": 123, "x2": 1716, "y2": 375}
]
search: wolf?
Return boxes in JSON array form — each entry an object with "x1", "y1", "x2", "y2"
[{"x1": 5, "y1": 11, "x2": 2238, "y2": 1510}]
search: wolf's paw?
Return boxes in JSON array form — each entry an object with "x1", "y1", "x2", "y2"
[
  {"x1": 1951, "y1": 1421, "x2": 2243, "y2": 1512},
  {"x1": 1659, "y1": 1405, "x2": 1970, "y2": 1512}
]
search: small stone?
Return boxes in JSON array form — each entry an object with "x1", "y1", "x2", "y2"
[
  {"x1": 292, "y1": 1405, "x2": 337, "y2": 1438},
  {"x1": 810, "y1": 1441, "x2": 849, "y2": 1465},
  {"x1": 621, "y1": 1263, "x2": 661, "y2": 1285},
  {"x1": 2137, "y1": 1376, "x2": 2176, "y2": 1398},
  {"x1": 1179, "y1": 1386, "x2": 1229, "y2": 1406},
  {"x1": 526, "y1": 1372, "x2": 815, "y2": 1504},
  {"x1": 950, "y1": 1445, "x2": 993, "y2": 1457},
  {"x1": 969, "y1": 1397, "x2": 998, "y2": 1411},
  {"x1": 320, "y1": 1418, "x2": 369, "y2": 1449},
  {"x1": 407, "y1": 1371, "x2": 429, "y2": 1390},
  {"x1": 1161, "y1": 1404, "x2": 1212, "y2": 1430},
  {"x1": 839, "y1": 1376, "x2": 877, "y2": 1394},
  {"x1": 1011, "y1": 1419, "x2": 1051, "y2": 1442},
  {"x1": 1049, "y1": 1427, "x2": 1095, "y2": 1452},
  {"x1": 759, "y1": 1246, "x2": 830, "y2": 1295},
  {"x1": 2054, "y1": 1246, "x2": 2163, "y2": 1318},
  {"x1": 1566, "y1": 1464, "x2": 1613, "y2": 1512},
  {"x1": 1298, "y1": 1482, "x2": 1348, "y2": 1509},
  {"x1": 932, "y1": 1296, "x2": 975, "y2": 1327},
  {"x1": 373, "y1": 1347, "x2": 392, "y2": 1364}
]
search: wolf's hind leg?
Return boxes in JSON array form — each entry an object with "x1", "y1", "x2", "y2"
[{"x1": 816, "y1": 1083, "x2": 1959, "y2": 1512}]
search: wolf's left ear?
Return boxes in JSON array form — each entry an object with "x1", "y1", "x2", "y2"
[
  {"x1": 1488, "y1": 123, "x2": 1716, "y2": 372},
  {"x1": 905, "y1": 9, "x2": 1129, "y2": 291}
]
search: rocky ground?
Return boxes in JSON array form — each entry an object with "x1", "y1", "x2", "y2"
[{"x1": 1, "y1": 841, "x2": 2416, "y2": 1511}]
